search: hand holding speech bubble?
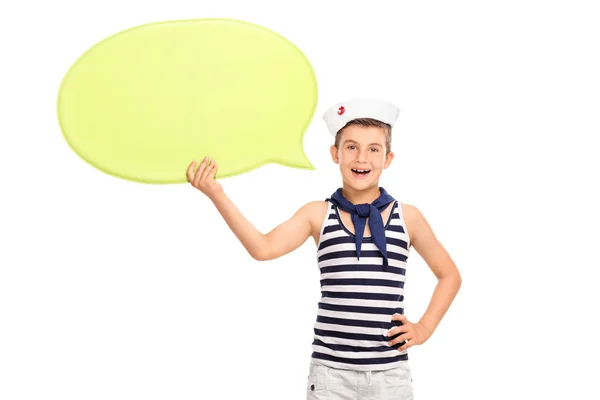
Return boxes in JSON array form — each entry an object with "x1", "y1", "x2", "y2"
[{"x1": 57, "y1": 18, "x2": 318, "y2": 184}]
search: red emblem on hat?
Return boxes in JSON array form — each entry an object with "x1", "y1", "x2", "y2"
[{"x1": 337, "y1": 106, "x2": 345, "y2": 115}]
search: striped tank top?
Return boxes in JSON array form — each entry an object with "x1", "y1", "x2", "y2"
[{"x1": 311, "y1": 200, "x2": 411, "y2": 371}]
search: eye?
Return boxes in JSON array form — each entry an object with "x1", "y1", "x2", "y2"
[
  {"x1": 347, "y1": 145, "x2": 356, "y2": 150},
  {"x1": 370, "y1": 147, "x2": 379, "y2": 152}
]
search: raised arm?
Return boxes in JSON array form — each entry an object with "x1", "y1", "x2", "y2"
[{"x1": 187, "y1": 157, "x2": 315, "y2": 261}]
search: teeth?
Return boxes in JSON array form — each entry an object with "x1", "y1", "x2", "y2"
[{"x1": 352, "y1": 169, "x2": 370, "y2": 173}]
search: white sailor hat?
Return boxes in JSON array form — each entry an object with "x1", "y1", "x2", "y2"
[{"x1": 322, "y1": 98, "x2": 400, "y2": 136}]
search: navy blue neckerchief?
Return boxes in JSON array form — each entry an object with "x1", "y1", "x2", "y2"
[{"x1": 326, "y1": 187, "x2": 395, "y2": 268}]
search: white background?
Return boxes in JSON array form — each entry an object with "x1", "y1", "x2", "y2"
[{"x1": 1, "y1": 1, "x2": 599, "y2": 399}]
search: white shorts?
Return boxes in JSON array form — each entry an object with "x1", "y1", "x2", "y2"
[{"x1": 306, "y1": 361, "x2": 414, "y2": 400}]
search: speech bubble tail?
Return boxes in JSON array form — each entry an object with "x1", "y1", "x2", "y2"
[{"x1": 272, "y1": 147, "x2": 315, "y2": 171}]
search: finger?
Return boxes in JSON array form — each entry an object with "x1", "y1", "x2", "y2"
[
  {"x1": 391, "y1": 313, "x2": 407, "y2": 322},
  {"x1": 194, "y1": 157, "x2": 209, "y2": 186},
  {"x1": 186, "y1": 161, "x2": 197, "y2": 182},
  {"x1": 398, "y1": 340, "x2": 413, "y2": 352},
  {"x1": 201, "y1": 158, "x2": 215, "y2": 180},
  {"x1": 207, "y1": 161, "x2": 218, "y2": 180},
  {"x1": 386, "y1": 324, "x2": 409, "y2": 337},
  {"x1": 389, "y1": 332, "x2": 412, "y2": 347}
]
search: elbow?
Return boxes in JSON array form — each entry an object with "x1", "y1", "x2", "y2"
[
  {"x1": 249, "y1": 235, "x2": 274, "y2": 261},
  {"x1": 250, "y1": 248, "x2": 271, "y2": 261},
  {"x1": 440, "y1": 270, "x2": 462, "y2": 288},
  {"x1": 250, "y1": 251, "x2": 266, "y2": 261},
  {"x1": 451, "y1": 271, "x2": 462, "y2": 290}
]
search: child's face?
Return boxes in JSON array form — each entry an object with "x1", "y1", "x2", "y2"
[{"x1": 330, "y1": 125, "x2": 394, "y2": 191}]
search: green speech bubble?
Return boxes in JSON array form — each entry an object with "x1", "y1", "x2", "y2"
[{"x1": 57, "y1": 18, "x2": 318, "y2": 184}]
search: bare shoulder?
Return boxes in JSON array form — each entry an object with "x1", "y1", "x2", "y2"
[
  {"x1": 297, "y1": 200, "x2": 330, "y2": 244},
  {"x1": 400, "y1": 202, "x2": 459, "y2": 280},
  {"x1": 400, "y1": 203, "x2": 428, "y2": 247},
  {"x1": 292, "y1": 200, "x2": 329, "y2": 226},
  {"x1": 401, "y1": 202, "x2": 445, "y2": 253},
  {"x1": 400, "y1": 203, "x2": 421, "y2": 224},
  {"x1": 302, "y1": 200, "x2": 330, "y2": 224}
]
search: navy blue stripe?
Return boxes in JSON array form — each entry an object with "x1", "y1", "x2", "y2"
[
  {"x1": 386, "y1": 237, "x2": 408, "y2": 249},
  {"x1": 318, "y1": 236, "x2": 349, "y2": 251},
  {"x1": 384, "y1": 251, "x2": 408, "y2": 261},
  {"x1": 318, "y1": 236, "x2": 408, "y2": 251},
  {"x1": 321, "y1": 278, "x2": 404, "y2": 288},
  {"x1": 313, "y1": 329, "x2": 405, "y2": 346},
  {"x1": 320, "y1": 264, "x2": 406, "y2": 276},
  {"x1": 321, "y1": 291, "x2": 403, "y2": 302},
  {"x1": 319, "y1": 250, "x2": 408, "y2": 262},
  {"x1": 328, "y1": 214, "x2": 337, "y2": 220},
  {"x1": 391, "y1": 213, "x2": 400, "y2": 219},
  {"x1": 311, "y1": 351, "x2": 408, "y2": 365},
  {"x1": 318, "y1": 302, "x2": 403, "y2": 316},
  {"x1": 387, "y1": 225, "x2": 405, "y2": 233},
  {"x1": 312, "y1": 339, "x2": 394, "y2": 353},
  {"x1": 313, "y1": 328, "x2": 385, "y2": 342},
  {"x1": 323, "y1": 225, "x2": 343, "y2": 234},
  {"x1": 317, "y1": 315, "x2": 393, "y2": 329},
  {"x1": 318, "y1": 236, "x2": 354, "y2": 250}
]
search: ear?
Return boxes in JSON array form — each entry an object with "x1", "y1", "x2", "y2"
[
  {"x1": 330, "y1": 145, "x2": 339, "y2": 164},
  {"x1": 383, "y1": 151, "x2": 395, "y2": 169}
]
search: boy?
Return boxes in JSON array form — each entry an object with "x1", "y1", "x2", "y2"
[{"x1": 186, "y1": 98, "x2": 462, "y2": 399}]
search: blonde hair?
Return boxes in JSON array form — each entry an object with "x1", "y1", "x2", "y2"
[{"x1": 335, "y1": 118, "x2": 392, "y2": 154}]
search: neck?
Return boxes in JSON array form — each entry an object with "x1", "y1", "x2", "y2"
[{"x1": 341, "y1": 184, "x2": 382, "y2": 204}]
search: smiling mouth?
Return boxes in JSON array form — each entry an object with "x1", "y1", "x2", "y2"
[{"x1": 351, "y1": 168, "x2": 371, "y2": 176}]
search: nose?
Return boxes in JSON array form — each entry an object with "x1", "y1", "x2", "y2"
[{"x1": 356, "y1": 148, "x2": 368, "y2": 163}]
